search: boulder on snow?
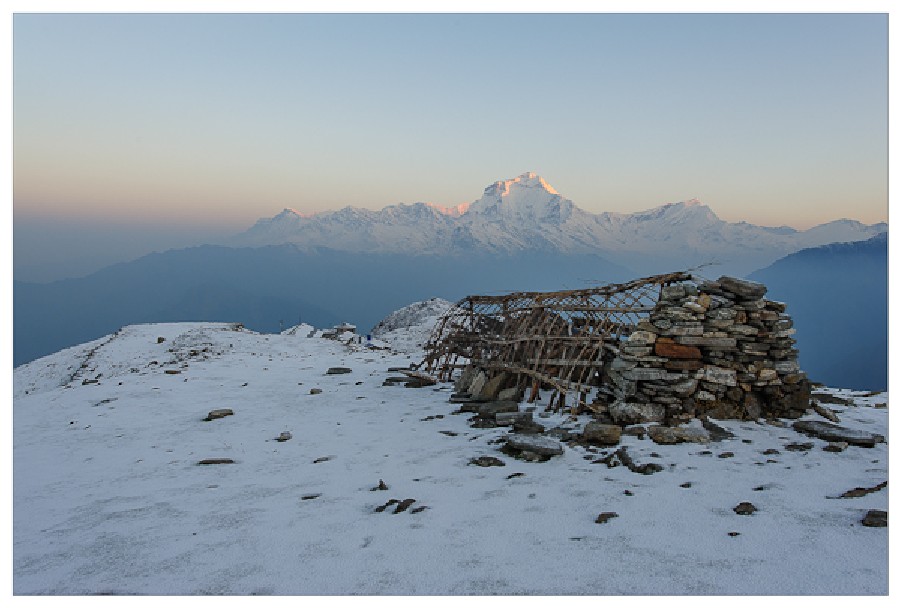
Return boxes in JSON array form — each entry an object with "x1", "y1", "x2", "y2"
[
  {"x1": 204, "y1": 408, "x2": 233, "y2": 421},
  {"x1": 792, "y1": 420, "x2": 884, "y2": 447}
]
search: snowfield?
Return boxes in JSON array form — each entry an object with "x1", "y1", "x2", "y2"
[{"x1": 13, "y1": 321, "x2": 888, "y2": 595}]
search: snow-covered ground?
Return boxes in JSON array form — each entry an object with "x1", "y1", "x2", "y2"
[{"x1": 13, "y1": 322, "x2": 888, "y2": 595}]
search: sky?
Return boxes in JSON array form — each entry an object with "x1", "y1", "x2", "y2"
[{"x1": 9, "y1": 7, "x2": 891, "y2": 281}]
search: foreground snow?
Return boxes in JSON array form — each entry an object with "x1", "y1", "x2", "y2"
[{"x1": 13, "y1": 323, "x2": 888, "y2": 595}]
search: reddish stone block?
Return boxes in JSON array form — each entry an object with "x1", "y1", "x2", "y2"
[{"x1": 655, "y1": 341, "x2": 702, "y2": 359}]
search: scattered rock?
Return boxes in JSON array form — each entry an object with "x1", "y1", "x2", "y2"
[
  {"x1": 512, "y1": 417, "x2": 546, "y2": 435},
  {"x1": 812, "y1": 403, "x2": 841, "y2": 423},
  {"x1": 861, "y1": 510, "x2": 887, "y2": 527},
  {"x1": 599, "y1": 446, "x2": 664, "y2": 475},
  {"x1": 727, "y1": 532, "x2": 741, "y2": 537},
  {"x1": 506, "y1": 472, "x2": 525, "y2": 479},
  {"x1": 197, "y1": 458, "x2": 234, "y2": 465},
  {"x1": 609, "y1": 401, "x2": 666, "y2": 424},
  {"x1": 762, "y1": 448, "x2": 780, "y2": 455},
  {"x1": 823, "y1": 441, "x2": 849, "y2": 453},
  {"x1": 680, "y1": 482, "x2": 692, "y2": 488},
  {"x1": 718, "y1": 452, "x2": 734, "y2": 459},
  {"x1": 622, "y1": 425, "x2": 647, "y2": 439},
  {"x1": 497, "y1": 386, "x2": 521, "y2": 401},
  {"x1": 785, "y1": 442, "x2": 814, "y2": 452},
  {"x1": 157, "y1": 336, "x2": 165, "y2": 343},
  {"x1": 275, "y1": 431, "x2": 292, "y2": 442},
  {"x1": 371, "y1": 479, "x2": 389, "y2": 491},
  {"x1": 718, "y1": 276, "x2": 767, "y2": 299},
  {"x1": 733, "y1": 502, "x2": 757, "y2": 515},
  {"x1": 309, "y1": 388, "x2": 323, "y2": 395},
  {"x1": 476, "y1": 401, "x2": 520, "y2": 419},
  {"x1": 581, "y1": 422, "x2": 622, "y2": 446},
  {"x1": 300, "y1": 494, "x2": 321, "y2": 500},
  {"x1": 810, "y1": 392, "x2": 852, "y2": 405},
  {"x1": 326, "y1": 367, "x2": 353, "y2": 375},
  {"x1": 502, "y1": 434, "x2": 564, "y2": 460},
  {"x1": 495, "y1": 411, "x2": 532, "y2": 427},
  {"x1": 792, "y1": 420, "x2": 884, "y2": 448},
  {"x1": 374, "y1": 499, "x2": 399, "y2": 513},
  {"x1": 477, "y1": 372, "x2": 509, "y2": 400},
  {"x1": 203, "y1": 408, "x2": 234, "y2": 421},
  {"x1": 595, "y1": 512, "x2": 619, "y2": 524},
  {"x1": 701, "y1": 418, "x2": 736, "y2": 441},
  {"x1": 469, "y1": 456, "x2": 506, "y2": 467},
  {"x1": 648, "y1": 425, "x2": 709, "y2": 445},
  {"x1": 410, "y1": 506, "x2": 428, "y2": 514},
  {"x1": 164, "y1": 370, "x2": 181, "y2": 375},
  {"x1": 393, "y1": 499, "x2": 416, "y2": 514},
  {"x1": 313, "y1": 456, "x2": 332, "y2": 464},
  {"x1": 439, "y1": 430, "x2": 458, "y2": 437},
  {"x1": 834, "y1": 481, "x2": 887, "y2": 499}
]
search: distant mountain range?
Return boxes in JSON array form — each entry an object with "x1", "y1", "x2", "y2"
[{"x1": 231, "y1": 172, "x2": 886, "y2": 276}]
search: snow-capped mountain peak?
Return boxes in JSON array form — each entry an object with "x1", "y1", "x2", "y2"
[{"x1": 466, "y1": 172, "x2": 573, "y2": 222}]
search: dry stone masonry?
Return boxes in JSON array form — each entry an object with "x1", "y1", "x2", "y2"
[
  {"x1": 426, "y1": 273, "x2": 812, "y2": 428},
  {"x1": 601, "y1": 276, "x2": 811, "y2": 424}
]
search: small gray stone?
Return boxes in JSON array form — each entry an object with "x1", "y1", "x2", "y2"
[
  {"x1": 861, "y1": 509, "x2": 887, "y2": 527},
  {"x1": 733, "y1": 502, "x2": 757, "y2": 515},
  {"x1": 470, "y1": 456, "x2": 506, "y2": 467},
  {"x1": 595, "y1": 511, "x2": 619, "y2": 524}
]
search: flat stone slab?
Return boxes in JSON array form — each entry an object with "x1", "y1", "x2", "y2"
[
  {"x1": 792, "y1": 420, "x2": 884, "y2": 447},
  {"x1": 204, "y1": 408, "x2": 234, "y2": 421},
  {"x1": 718, "y1": 276, "x2": 767, "y2": 299},
  {"x1": 197, "y1": 458, "x2": 234, "y2": 465},
  {"x1": 325, "y1": 367, "x2": 353, "y2": 375},
  {"x1": 648, "y1": 425, "x2": 710, "y2": 445},
  {"x1": 476, "y1": 401, "x2": 520, "y2": 418},
  {"x1": 504, "y1": 434, "x2": 564, "y2": 457}
]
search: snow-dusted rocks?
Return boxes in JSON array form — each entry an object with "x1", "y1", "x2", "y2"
[{"x1": 370, "y1": 297, "x2": 454, "y2": 353}]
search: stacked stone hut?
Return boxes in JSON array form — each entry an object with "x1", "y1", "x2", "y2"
[
  {"x1": 602, "y1": 276, "x2": 810, "y2": 425},
  {"x1": 423, "y1": 273, "x2": 811, "y2": 425}
]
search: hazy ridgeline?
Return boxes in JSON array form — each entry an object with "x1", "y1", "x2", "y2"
[
  {"x1": 749, "y1": 234, "x2": 887, "y2": 391},
  {"x1": 14, "y1": 235, "x2": 886, "y2": 391},
  {"x1": 13, "y1": 246, "x2": 631, "y2": 367}
]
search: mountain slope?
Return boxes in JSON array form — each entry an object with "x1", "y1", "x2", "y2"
[
  {"x1": 749, "y1": 233, "x2": 887, "y2": 390},
  {"x1": 231, "y1": 172, "x2": 887, "y2": 276}
]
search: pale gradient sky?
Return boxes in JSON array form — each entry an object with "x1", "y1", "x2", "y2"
[{"x1": 11, "y1": 11, "x2": 889, "y2": 280}]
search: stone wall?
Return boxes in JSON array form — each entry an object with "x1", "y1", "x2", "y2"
[{"x1": 602, "y1": 276, "x2": 811, "y2": 424}]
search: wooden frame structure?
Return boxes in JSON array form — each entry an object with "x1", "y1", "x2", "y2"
[{"x1": 421, "y1": 271, "x2": 692, "y2": 411}]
